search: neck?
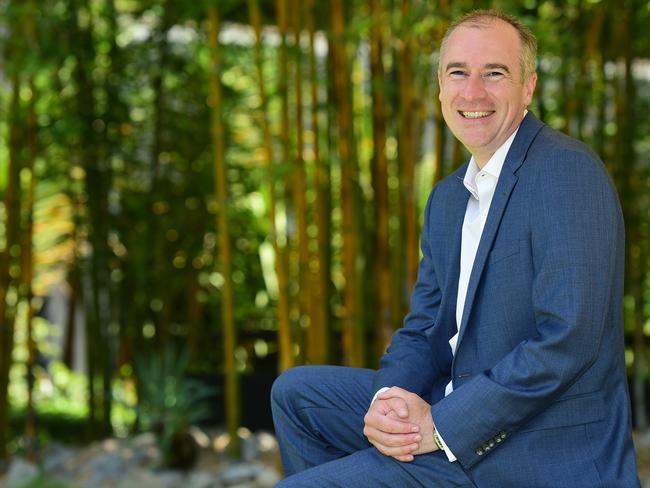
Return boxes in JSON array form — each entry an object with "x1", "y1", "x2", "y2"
[{"x1": 473, "y1": 153, "x2": 492, "y2": 169}]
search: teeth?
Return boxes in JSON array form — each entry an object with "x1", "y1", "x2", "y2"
[{"x1": 461, "y1": 111, "x2": 492, "y2": 119}]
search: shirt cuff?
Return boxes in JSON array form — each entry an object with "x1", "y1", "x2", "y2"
[
  {"x1": 434, "y1": 422, "x2": 457, "y2": 462},
  {"x1": 370, "y1": 387, "x2": 391, "y2": 407}
]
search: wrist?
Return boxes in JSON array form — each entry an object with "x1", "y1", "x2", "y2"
[{"x1": 432, "y1": 426, "x2": 445, "y2": 451}]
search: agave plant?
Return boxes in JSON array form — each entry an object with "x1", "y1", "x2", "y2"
[{"x1": 135, "y1": 347, "x2": 214, "y2": 469}]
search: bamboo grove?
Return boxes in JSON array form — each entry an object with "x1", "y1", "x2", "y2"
[{"x1": 0, "y1": 0, "x2": 648, "y2": 461}]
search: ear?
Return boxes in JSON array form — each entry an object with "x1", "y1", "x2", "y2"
[
  {"x1": 438, "y1": 71, "x2": 443, "y2": 101},
  {"x1": 524, "y1": 72, "x2": 537, "y2": 106}
]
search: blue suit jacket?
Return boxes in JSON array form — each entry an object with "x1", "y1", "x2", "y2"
[{"x1": 375, "y1": 113, "x2": 640, "y2": 487}]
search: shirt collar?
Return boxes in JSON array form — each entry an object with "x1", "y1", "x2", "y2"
[{"x1": 463, "y1": 122, "x2": 522, "y2": 200}]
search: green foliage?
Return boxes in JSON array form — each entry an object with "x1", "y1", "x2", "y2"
[
  {"x1": 135, "y1": 347, "x2": 214, "y2": 466},
  {"x1": 17, "y1": 472, "x2": 68, "y2": 488}
]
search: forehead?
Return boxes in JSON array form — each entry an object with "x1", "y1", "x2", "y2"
[{"x1": 442, "y1": 20, "x2": 522, "y2": 72}]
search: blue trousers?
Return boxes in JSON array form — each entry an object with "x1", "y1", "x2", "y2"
[{"x1": 271, "y1": 365, "x2": 476, "y2": 487}]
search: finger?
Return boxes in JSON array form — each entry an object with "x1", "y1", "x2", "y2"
[
  {"x1": 385, "y1": 397, "x2": 409, "y2": 418},
  {"x1": 393, "y1": 454, "x2": 415, "y2": 462},
  {"x1": 377, "y1": 390, "x2": 412, "y2": 418},
  {"x1": 364, "y1": 425, "x2": 422, "y2": 448},
  {"x1": 369, "y1": 439, "x2": 420, "y2": 458},
  {"x1": 377, "y1": 386, "x2": 410, "y2": 401},
  {"x1": 365, "y1": 411, "x2": 419, "y2": 434}
]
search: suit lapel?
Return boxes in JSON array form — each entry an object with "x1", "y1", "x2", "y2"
[
  {"x1": 455, "y1": 113, "x2": 545, "y2": 349},
  {"x1": 436, "y1": 175, "x2": 470, "y2": 366}
]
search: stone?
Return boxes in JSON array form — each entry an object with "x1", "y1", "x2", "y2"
[
  {"x1": 187, "y1": 470, "x2": 221, "y2": 488},
  {"x1": 219, "y1": 463, "x2": 263, "y2": 486},
  {"x1": 41, "y1": 442, "x2": 77, "y2": 473},
  {"x1": 116, "y1": 467, "x2": 161, "y2": 488},
  {"x1": 5, "y1": 457, "x2": 39, "y2": 488},
  {"x1": 253, "y1": 466, "x2": 281, "y2": 487},
  {"x1": 0, "y1": 430, "x2": 283, "y2": 488}
]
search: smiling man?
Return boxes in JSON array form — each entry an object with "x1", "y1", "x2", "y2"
[{"x1": 271, "y1": 10, "x2": 640, "y2": 487}]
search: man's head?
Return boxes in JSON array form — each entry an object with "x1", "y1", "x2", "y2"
[
  {"x1": 438, "y1": 11, "x2": 538, "y2": 166},
  {"x1": 440, "y1": 11, "x2": 537, "y2": 82}
]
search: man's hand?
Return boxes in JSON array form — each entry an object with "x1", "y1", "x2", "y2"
[
  {"x1": 364, "y1": 387, "x2": 439, "y2": 460},
  {"x1": 363, "y1": 394, "x2": 422, "y2": 462}
]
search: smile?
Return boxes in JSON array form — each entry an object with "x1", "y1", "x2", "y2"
[{"x1": 459, "y1": 111, "x2": 494, "y2": 119}]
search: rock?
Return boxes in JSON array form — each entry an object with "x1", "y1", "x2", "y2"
[
  {"x1": 5, "y1": 458, "x2": 39, "y2": 488},
  {"x1": 149, "y1": 470, "x2": 185, "y2": 487},
  {"x1": 116, "y1": 467, "x2": 162, "y2": 488},
  {"x1": 253, "y1": 466, "x2": 281, "y2": 487},
  {"x1": 0, "y1": 429, "x2": 282, "y2": 488},
  {"x1": 41, "y1": 442, "x2": 77, "y2": 473},
  {"x1": 240, "y1": 438, "x2": 259, "y2": 463},
  {"x1": 219, "y1": 463, "x2": 263, "y2": 486},
  {"x1": 187, "y1": 470, "x2": 221, "y2": 488}
]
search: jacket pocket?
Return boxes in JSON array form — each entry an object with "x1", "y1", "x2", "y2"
[{"x1": 488, "y1": 239, "x2": 521, "y2": 264}]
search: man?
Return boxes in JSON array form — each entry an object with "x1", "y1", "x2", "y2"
[{"x1": 271, "y1": 10, "x2": 640, "y2": 487}]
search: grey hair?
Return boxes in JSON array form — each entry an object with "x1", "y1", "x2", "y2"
[{"x1": 439, "y1": 10, "x2": 537, "y2": 81}]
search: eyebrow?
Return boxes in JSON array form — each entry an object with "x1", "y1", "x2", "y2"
[
  {"x1": 444, "y1": 62, "x2": 511, "y2": 74},
  {"x1": 484, "y1": 63, "x2": 510, "y2": 73}
]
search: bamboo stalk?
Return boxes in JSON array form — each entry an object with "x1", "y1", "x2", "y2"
[
  {"x1": 398, "y1": 0, "x2": 418, "y2": 298},
  {"x1": 369, "y1": 0, "x2": 393, "y2": 357},
  {"x1": 0, "y1": 70, "x2": 22, "y2": 460},
  {"x1": 207, "y1": 4, "x2": 240, "y2": 458},
  {"x1": 306, "y1": 0, "x2": 330, "y2": 364},
  {"x1": 330, "y1": 0, "x2": 365, "y2": 367},
  {"x1": 291, "y1": 0, "x2": 312, "y2": 363},
  {"x1": 248, "y1": 0, "x2": 294, "y2": 372}
]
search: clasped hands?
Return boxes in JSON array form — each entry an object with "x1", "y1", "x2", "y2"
[{"x1": 363, "y1": 386, "x2": 439, "y2": 462}]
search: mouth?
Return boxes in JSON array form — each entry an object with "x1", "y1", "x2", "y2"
[{"x1": 458, "y1": 111, "x2": 494, "y2": 119}]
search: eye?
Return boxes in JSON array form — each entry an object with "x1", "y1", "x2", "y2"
[
  {"x1": 483, "y1": 71, "x2": 505, "y2": 80},
  {"x1": 448, "y1": 70, "x2": 467, "y2": 79}
]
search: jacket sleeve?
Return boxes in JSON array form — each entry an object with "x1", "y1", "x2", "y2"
[
  {"x1": 430, "y1": 149, "x2": 623, "y2": 468},
  {"x1": 373, "y1": 187, "x2": 445, "y2": 397}
]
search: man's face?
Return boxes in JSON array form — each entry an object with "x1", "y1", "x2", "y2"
[{"x1": 438, "y1": 19, "x2": 537, "y2": 166}]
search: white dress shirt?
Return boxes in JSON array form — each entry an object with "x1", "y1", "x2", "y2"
[{"x1": 436, "y1": 127, "x2": 520, "y2": 462}]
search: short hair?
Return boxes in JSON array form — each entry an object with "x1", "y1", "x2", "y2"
[{"x1": 439, "y1": 10, "x2": 537, "y2": 81}]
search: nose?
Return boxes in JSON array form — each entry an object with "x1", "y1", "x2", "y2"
[{"x1": 462, "y1": 73, "x2": 487, "y2": 101}]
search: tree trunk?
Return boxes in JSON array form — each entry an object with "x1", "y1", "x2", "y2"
[
  {"x1": 432, "y1": 0, "x2": 449, "y2": 184},
  {"x1": 70, "y1": 0, "x2": 112, "y2": 437},
  {"x1": 612, "y1": 2, "x2": 647, "y2": 431},
  {"x1": 306, "y1": 0, "x2": 330, "y2": 364},
  {"x1": 149, "y1": 0, "x2": 171, "y2": 349},
  {"x1": 22, "y1": 75, "x2": 38, "y2": 462},
  {"x1": 330, "y1": 0, "x2": 365, "y2": 367},
  {"x1": 207, "y1": 4, "x2": 240, "y2": 458},
  {"x1": 248, "y1": 0, "x2": 294, "y2": 372},
  {"x1": 0, "y1": 70, "x2": 23, "y2": 462},
  {"x1": 369, "y1": 0, "x2": 393, "y2": 357},
  {"x1": 291, "y1": 0, "x2": 312, "y2": 364},
  {"x1": 397, "y1": 0, "x2": 418, "y2": 301}
]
